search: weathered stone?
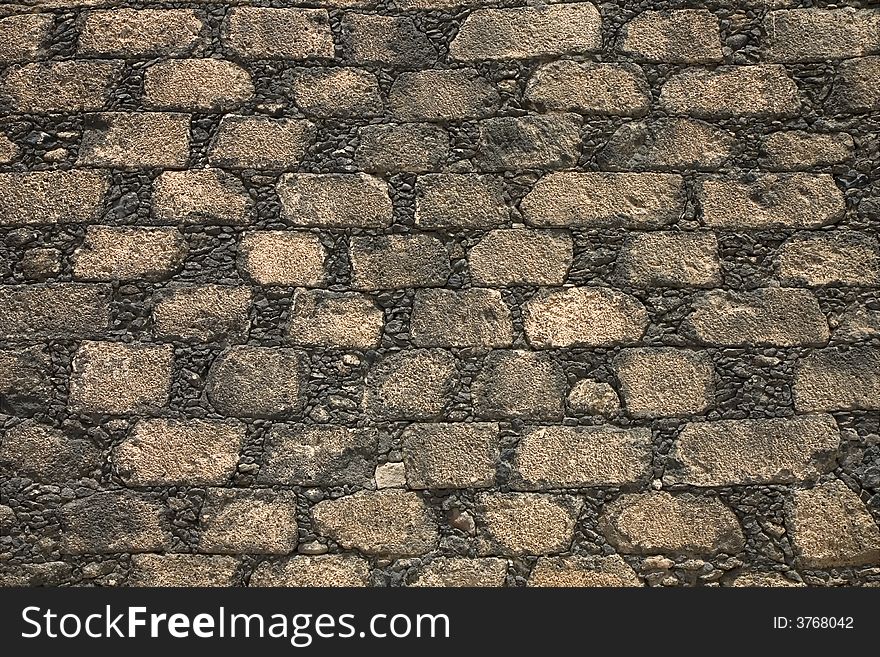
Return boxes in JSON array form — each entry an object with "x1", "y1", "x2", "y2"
[
  {"x1": 525, "y1": 61, "x2": 649, "y2": 116},
  {"x1": 73, "y1": 226, "x2": 186, "y2": 282},
  {"x1": 342, "y1": 13, "x2": 436, "y2": 69},
  {"x1": 478, "y1": 493, "x2": 581, "y2": 556},
  {"x1": 760, "y1": 131, "x2": 854, "y2": 170},
  {"x1": 19, "y1": 247, "x2": 61, "y2": 281},
  {"x1": 0, "y1": 422, "x2": 102, "y2": 481},
  {"x1": 0, "y1": 562, "x2": 72, "y2": 587},
  {"x1": 198, "y1": 489, "x2": 298, "y2": 555},
  {"x1": 390, "y1": 69, "x2": 499, "y2": 121},
  {"x1": 522, "y1": 172, "x2": 684, "y2": 228},
  {"x1": 78, "y1": 112, "x2": 190, "y2": 169},
  {"x1": 0, "y1": 133, "x2": 18, "y2": 164},
  {"x1": 375, "y1": 462, "x2": 406, "y2": 489},
  {"x1": 291, "y1": 67, "x2": 382, "y2": 118},
  {"x1": 60, "y1": 492, "x2": 170, "y2": 554},
  {"x1": 0, "y1": 171, "x2": 109, "y2": 226},
  {"x1": 469, "y1": 229, "x2": 572, "y2": 286},
  {"x1": 699, "y1": 174, "x2": 845, "y2": 229},
  {"x1": 259, "y1": 425, "x2": 378, "y2": 487},
  {"x1": 794, "y1": 347, "x2": 880, "y2": 412},
  {"x1": 826, "y1": 56, "x2": 880, "y2": 113},
  {"x1": 614, "y1": 348, "x2": 715, "y2": 418},
  {"x1": 667, "y1": 414, "x2": 840, "y2": 486},
  {"x1": 415, "y1": 174, "x2": 508, "y2": 228},
  {"x1": 365, "y1": 349, "x2": 456, "y2": 420},
  {"x1": 410, "y1": 288, "x2": 511, "y2": 348},
  {"x1": 601, "y1": 492, "x2": 745, "y2": 555},
  {"x1": 1, "y1": 60, "x2": 123, "y2": 112},
  {"x1": 0, "y1": 346, "x2": 52, "y2": 416},
  {"x1": 726, "y1": 572, "x2": 804, "y2": 587},
  {"x1": 0, "y1": 284, "x2": 110, "y2": 339},
  {"x1": 660, "y1": 65, "x2": 800, "y2": 118},
  {"x1": 153, "y1": 169, "x2": 251, "y2": 224},
  {"x1": 567, "y1": 380, "x2": 620, "y2": 416},
  {"x1": 129, "y1": 555, "x2": 238, "y2": 587},
  {"x1": 209, "y1": 116, "x2": 314, "y2": 170},
  {"x1": 207, "y1": 346, "x2": 308, "y2": 418},
  {"x1": 528, "y1": 555, "x2": 642, "y2": 587},
  {"x1": 615, "y1": 231, "x2": 721, "y2": 288},
  {"x1": 777, "y1": 232, "x2": 880, "y2": 287},
  {"x1": 287, "y1": 289, "x2": 383, "y2": 349},
  {"x1": 355, "y1": 123, "x2": 448, "y2": 173},
  {"x1": 349, "y1": 234, "x2": 450, "y2": 289},
  {"x1": 114, "y1": 418, "x2": 244, "y2": 486},
  {"x1": 622, "y1": 9, "x2": 722, "y2": 63},
  {"x1": 69, "y1": 341, "x2": 174, "y2": 415},
  {"x1": 402, "y1": 422, "x2": 499, "y2": 489},
  {"x1": 250, "y1": 555, "x2": 370, "y2": 587},
  {"x1": 450, "y1": 4, "x2": 601, "y2": 60},
  {"x1": 599, "y1": 118, "x2": 734, "y2": 171},
  {"x1": 312, "y1": 490, "x2": 439, "y2": 556},
  {"x1": 152, "y1": 285, "x2": 252, "y2": 343},
  {"x1": 79, "y1": 9, "x2": 203, "y2": 57},
  {"x1": 410, "y1": 557, "x2": 507, "y2": 587},
  {"x1": 222, "y1": 7, "x2": 334, "y2": 59},
  {"x1": 834, "y1": 306, "x2": 880, "y2": 342},
  {"x1": 473, "y1": 350, "x2": 566, "y2": 421},
  {"x1": 511, "y1": 426, "x2": 652, "y2": 490},
  {"x1": 523, "y1": 287, "x2": 648, "y2": 348},
  {"x1": 144, "y1": 58, "x2": 254, "y2": 111},
  {"x1": 683, "y1": 288, "x2": 829, "y2": 346},
  {"x1": 278, "y1": 173, "x2": 392, "y2": 228},
  {"x1": 763, "y1": 9, "x2": 880, "y2": 62},
  {"x1": 788, "y1": 481, "x2": 880, "y2": 567},
  {"x1": 0, "y1": 13, "x2": 53, "y2": 63},
  {"x1": 238, "y1": 231, "x2": 326, "y2": 286},
  {"x1": 474, "y1": 113, "x2": 581, "y2": 171}
]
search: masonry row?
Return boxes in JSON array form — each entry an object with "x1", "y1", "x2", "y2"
[
  {"x1": 2, "y1": 337, "x2": 878, "y2": 417},
  {"x1": 4, "y1": 6, "x2": 880, "y2": 68},
  {"x1": 4, "y1": 483, "x2": 878, "y2": 571}
]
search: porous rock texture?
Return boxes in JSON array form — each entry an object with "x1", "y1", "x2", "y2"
[{"x1": 0, "y1": 0, "x2": 878, "y2": 589}]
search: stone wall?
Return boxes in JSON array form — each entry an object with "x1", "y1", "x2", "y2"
[{"x1": 1, "y1": 0, "x2": 880, "y2": 587}]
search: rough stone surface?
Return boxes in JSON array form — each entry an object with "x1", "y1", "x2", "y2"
[
  {"x1": 209, "y1": 116, "x2": 315, "y2": 169},
  {"x1": 114, "y1": 418, "x2": 244, "y2": 486},
  {"x1": 287, "y1": 289, "x2": 383, "y2": 349},
  {"x1": 207, "y1": 346, "x2": 308, "y2": 418},
  {"x1": 523, "y1": 287, "x2": 648, "y2": 348},
  {"x1": 312, "y1": 490, "x2": 439, "y2": 556},
  {"x1": 0, "y1": 284, "x2": 110, "y2": 339},
  {"x1": 402, "y1": 422, "x2": 499, "y2": 489},
  {"x1": 223, "y1": 8, "x2": 334, "y2": 60},
  {"x1": 0, "y1": 171, "x2": 109, "y2": 226},
  {"x1": 473, "y1": 350, "x2": 566, "y2": 421},
  {"x1": 0, "y1": 14, "x2": 53, "y2": 64},
  {"x1": 291, "y1": 67, "x2": 382, "y2": 118},
  {"x1": 614, "y1": 348, "x2": 715, "y2": 418},
  {"x1": 365, "y1": 349, "x2": 456, "y2": 420},
  {"x1": 522, "y1": 172, "x2": 684, "y2": 228},
  {"x1": 144, "y1": 58, "x2": 254, "y2": 111},
  {"x1": 278, "y1": 173, "x2": 392, "y2": 228},
  {"x1": 794, "y1": 347, "x2": 880, "y2": 412},
  {"x1": 250, "y1": 555, "x2": 370, "y2": 587},
  {"x1": 567, "y1": 380, "x2": 620, "y2": 416},
  {"x1": 777, "y1": 232, "x2": 880, "y2": 287},
  {"x1": 511, "y1": 426, "x2": 652, "y2": 490},
  {"x1": 1, "y1": 60, "x2": 123, "y2": 112},
  {"x1": 73, "y1": 226, "x2": 186, "y2": 282},
  {"x1": 615, "y1": 231, "x2": 721, "y2": 288},
  {"x1": 601, "y1": 492, "x2": 746, "y2": 555},
  {"x1": 474, "y1": 113, "x2": 582, "y2": 171},
  {"x1": 78, "y1": 112, "x2": 191, "y2": 169},
  {"x1": 410, "y1": 558, "x2": 507, "y2": 587},
  {"x1": 198, "y1": 489, "x2": 299, "y2": 555},
  {"x1": 349, "y1": 234, "x2": 450, "y2": 289},
  {"x1": 60, "y1": 492, "x2": 170, "y2": 554},
  {"x1": 0, "y1": 422, "x2": 102, "y2": 481},
  {"x1": 788, "y1": 481, "x2": 880, "y2": 568},
  {"x1": 129, "y1": 555, "x2": 238, "y2": 587},
  {"x1": 411, "y1": 288, "x2": 513, "y2": 348},
  {"x1": 259, "y1": 425, "x2": 378, "y2": 487},
  {"x1": 622, "y1": 9, "x2": 722, "y2": 63},
  {"x1": 152, "y1": 285, "x2": 252, "y2": 343},
  {"x1": 153, "y1": 169, "x2": 251, "y2": 224},
  {"x1": 238, "y1": 231, "x2": 326, "y2": 286},
  {"x1": 526, "y1": 61, "x2": 649, "y2": 116},
  {"x1": 667, "y1": 415, "x2": 840, "y2": 486},
  {"x1": 763, "y1": 9, "x2": 880, "y2": 62},
  {"x1": 827, "y1": 56, "x2": 880, "y2": 113},
  {"x1": 478, "y1": 493, "x2": 582, "y2": 556},
  {"x1": 528, "y1": 555, "x2": 642, "y2": 587},
  {"x1": 342, "y1": 13, "x2": 436, "y2": 69},
  {"x1": 390, "y1": 69, "x2": 499, "y2": 121},
  {"x1": 69, "y1": 341, "x2": 174, "y2": 415},
  {"x1": 761, "y1": 131, "x2": 854, "y2": 170},
  {"x1": 415, "y1": 174, "x2": 508, "y2": 228},
  {"x1": 355, "y1": 123, "x2": 449, "y2": 173},
  {"x1": 78, "y1": 9, "x2": 204, "y2": 57},
  {"x1": 469, "y1": 229, "x2": 572, "y2": 286},
  {"x1": 683, "y1": 288, "x2": 829, "y2": 346}
]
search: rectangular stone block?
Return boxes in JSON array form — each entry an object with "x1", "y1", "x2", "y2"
[
  {"x1": 60, "y1": 491, "x2": 170, "y2": 554},
  {"x1": 0, "y1": 346, "x2": 52, "y2": 417},
  {"x1": 473, "y1": 350, "x2": 566, "y2": 421},
  {"x1": 0, "y1": 13, "x2": 53, "y2": 64},
  {"x1": 777, "y1": 231, "x2": 880, "y2": 287},
  {"x1": 144, "y1": 58, "x2": 254, "y2": 112},
  {"x1": 760, "y1": 130, "x2": 854, "y2": 170},
  {"x1": 390, "y1": 69, "x2": 499, "y2": 121},
  {"x1": 250, "y1": 555, "x2": 370, "y2": 587},
  {"x1": 238, "y1": 231, "x2": 326, "y2": 286},
  {"x1": 477, "y1": 493, "x2": 581, "y2": 556},
  {"x1": 114, "y1": 418, "x2": 245, "y2": 486},
  {"x1": 528, "y1": 555, "x2": 641, "y2": 587},
  {"x1": 365, "y1": 349, "x2": 457, "y2": 421},
  {"x1": 402, "y1": 422, "x2": 499, "y2": 489},
  {"x1": 525, "y1": 61, "x2": 650, "y2": 116},
  {"x1": 78, "y1": 9, "x2": 204, "y2": 57},
  {"x1": 0, "y1": 171, "x2": 109, "y2": 226},
  {"x1": 222, "y1": 7, "x2": 334, "y2": 59},
  {"x1": 259, "y1": 425, "x2": 378, "y2": 487},
  {"x1": 1, "y1": 60, "x2": 123, "y2": 112},
  {"x1": 415, "y1": 174, "x2": 508, "y2": 229},
  {"x1": 827, "y1": 56, "x2": 880, "y2": 113},
  {"x1": 615, "y1": 231, "x2": 721, "y2": 288},
  {"x1": 349, "y1": 234, "x2": 450, "y2": 289},
  {"x1": 450, "y1": 4, "x2": 601, "y2": 60},
  {"x1": 78, "y1": 112, "x2": 190, "y2": 169},
  {"x1": 511, "y1": 426, "x2": 652, "y2": 490},
  {"x1": 286, "y1": 289, "x2": 383, "y2": 349},
  {"x1": 763, "y1": 9, "x2": 880, "y2": 62},
  {"x1": 355, "y1": 123, "x2": 449, "y2": 173},
  {"x1": 152, "y1": 284, "x2": 252, "y2": 343},
  {"x1": 152, "y1": 168, "x2": 251, "y2": 224},
  {"x1": 411, "y1": 288, "x2": 513, "y2": 348},
  {"x1": 475, "y1": 114, "x2": 582, "y2": 171},
  {"x1": 614, "y1": 348, "x2": 715, "y2": 418},
  {"x1": 469, "y1": 229, "x2": 572, "y2": 286},
  {"x1": 277, "y1": 173, "x2": 392, "y2": 228},
  {"x1": 208, "y1": 116, "x2": 314, "y2": 170},
  {"x1": 198, "y1": 489, "x2": 299, "y2": 555},
  {"x1": 290, "y1": 67, "x2": 382, "y2": 119},
  {"x1": 0, "y1": 284, "x2": 110, "y2": 340},
  {"x1": 129, "y1": 554, "x2": 238, "y2": 587},
  {"x1": 521, "y1": 172, "x2": 684, "y2": 228},
  {"x1": 73, "y1": 226, "x2": 186, "y2": 282},
  {"x1": 794, "y1": 347, "x2": 880, "y2": 412},
  {"x1": 342, "y1": 13, "x2": 436, "y2": 69},
  {"x1": 622, "y1": 9, "x2": 722, "y2": 63},
  {"x1": 409, "y1": 557, "x2": 507, "y2": 587}
]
